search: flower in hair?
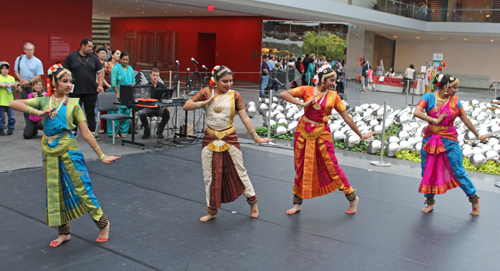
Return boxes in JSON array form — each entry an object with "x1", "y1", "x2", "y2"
[
  {"x1": 442, "y1": 62, "x2": 447, "y2": 67},
  {"x1": 438, "y1": 66, "x2": 443, "y2": 71}
]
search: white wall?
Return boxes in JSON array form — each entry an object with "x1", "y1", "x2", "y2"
[{"x1": 394, "y1": 40, "x2": 500, "y2": 88}]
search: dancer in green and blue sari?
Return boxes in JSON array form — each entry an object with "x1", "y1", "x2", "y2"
[
  {"x1": 108, "y1": 51, "x2": 135, "y2": 138},
  {"x1": 9, "y1": 64, "x2": 120, "y2": 248}
]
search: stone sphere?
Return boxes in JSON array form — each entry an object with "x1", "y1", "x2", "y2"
[
  {"x1": 462, "y1": 148, "x2": 473, "y2": 158},
  {"x1": 246, "y1": 106, "x2": 257, "y2": 118},
  {"x1": 346, "y1": 135, "x2": 361, "y2": 147},
  {"x1": 263, "y1": 119, "x2": 276, "y2": 127},
  {"x1": 484, "y1": 150, "x2": 499, "y2": 161},
  {"x1": 411, "y1": 142, "x2": 422, "y2": 152},
  {"x1": 332, "y1": 131, "x2": 345, "y2": 142},
  {"x1": 397, "y1": 131, "x2": 410, "y2": 140},
  {"x1": 472, "y1": 147, "x2": 484, "y2": 155},
  {"x1": 277, "y1": 118, "x2": 288, "y2": 125},
  {"x1": 258, "y1": 103, "x2": 268, "y2": 114},
  {"x1": 469, "y1": 153, "x2": 486, "y2": 166},
  {"x1": 287, "y1": 121, "x2": 298, "y2": 132},
  {"x1": 372, "y1": 125, "x2": 383, "y2": 133},
  {"x1": 385, "y1": 142, "x2": 400, "y2": 157},
  {"x1": 274, "y1": 125, "x2": 287, "y2": 135},
  {"x1": 367, "y1": 140, "x2": 382, "y2": 154},
  {"x1": 386, "y1": 136, "x2": 400, "y2": 144},
  {"x1": 399, "y1": 140, "x2": 411, "y2": 150},
  {"x1": 490, "y1": 125, "x2": 500, "y2": 136}
]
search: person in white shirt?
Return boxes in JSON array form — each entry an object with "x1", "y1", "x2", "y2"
[
  {"x1": 385, "y1": 67, "x2": 395, "y2": 77},
  {"x1": 402, "y1": 64, "x2": 415, "y2": 94}
]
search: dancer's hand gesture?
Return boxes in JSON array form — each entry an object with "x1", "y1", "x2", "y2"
[
  {"x1": 258, "y1": 137, "x2": 274, "y2": 144},
  {"x1": 302, "y1": 98, "x2": 314, "y2": 108},
  {"x1": 205, "y1": 95, "x2": 216, "y2": 105},
  {"x1": 478, "y1": 135, "x2": 491, "y2": 142},
  {"x1": 38, "y1": 108, "x2": 56, "y2": 118},
  {"x1": 362, "y1": 132, "x2": 375, "y2": 140},
  {"x1": 102, "y1": 156, "x2": 121, "y2": 164},
  {"x1": 436, "y1": 111, "x2": 447, "y2": 123}
]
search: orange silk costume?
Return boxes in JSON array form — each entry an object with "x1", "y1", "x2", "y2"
[{"x1": 292, "y1": 86, "x2": 355, "y2": 199}]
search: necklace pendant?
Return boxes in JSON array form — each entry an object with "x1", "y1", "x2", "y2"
[
  {"x1": 213, "y1": 106, "x2": 223, "y2": 113},
  {"x1": 313, "y1": 103, "x2": 321, "y2": 110},
  {"x1": 311, "y1": 124, "x2": 315, "y2": 127},
  {"x1": 48, "y1": 139, "x2": 53, "y2": 144}
]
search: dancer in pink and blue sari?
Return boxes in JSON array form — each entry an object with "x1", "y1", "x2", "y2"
[{"x1": 413, "y1": 74, "x2": 490, "y2": 215}]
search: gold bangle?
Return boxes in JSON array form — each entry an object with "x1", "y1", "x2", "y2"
[
  {"x1": 253, "y1": 133, "x2": 260, "y2": 142},
  {"x1": 99, "y1": 153, "x2": 105, "y2": 161},
  {"x1": 93, "y1": 146, "x2": 100, "y2": 151},
  {"x1": 248, "y1": 129, "x2": 255, "y2": 134},
  {"x1": 195, "y1": 101, "x2": 203, "y2": 109}
]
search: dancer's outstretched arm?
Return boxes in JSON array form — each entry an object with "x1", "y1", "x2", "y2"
[
  {"x1": 459, "y1": 114, "x2": 491, "y2": 142},
  {"x1": 9, "y1": 99, "x2": 54, "y2": 118},
  {"x1": 237, "y1": 109, "x2": 273, "y2": 144},
  {"x1": 77, "y1": 122, "x2": 120, "y2": 164}
]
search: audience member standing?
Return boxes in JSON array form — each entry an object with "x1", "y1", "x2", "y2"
[
  {"x1": 103, "y1": 43, "x2": 112, "y2": 60},
  {"x1": 98, "y1": 49, "x2": 121, "y2": 134},
  {"x1": 14, "y1": 42, "x2": 44, "y2": 124},
  {"x1": 361, "y1": 61, "x2": 368, "y2": 91},
  {"x1": 261, "y1": 55, "x2": 270, "y2": 97},
  {"x1": 63, "y1": 38, "x2": 104, "y2": 134},
  {"x1": 402, "y1": 64, "x2": 415, "y2": 94},
  {"x1": 0, "y1": 62, "x2": 20, "y2": 136},
  {"x1": 108, "y1": 52, "x2": 134, "y2": 138}
]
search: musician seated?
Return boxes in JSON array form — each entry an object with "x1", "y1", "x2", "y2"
[{"x1": 139, "y1": 68, "x2": 170, "y2": 139}]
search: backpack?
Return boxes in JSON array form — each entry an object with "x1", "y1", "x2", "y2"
[{"x1": 16, "y1": 55, "x2": 23, "y2": 73}]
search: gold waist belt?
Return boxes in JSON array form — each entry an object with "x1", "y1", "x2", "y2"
[
  {"x1": 304, "y1": 116, "x2": 324, "y2": 127},
  {"x1": 206, "y1": 125, "x2": 235, "y2": 140},
  {"x1": 427, "y1": 124, "x2": 452, "y2": 132},
  {"x1": 43, "y1": 131, "x2": 71, "y2": 144}
]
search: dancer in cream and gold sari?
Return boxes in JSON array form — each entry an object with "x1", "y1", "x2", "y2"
[{"x1": 183, "y1": 65, "x2": 272, "y2": 222}]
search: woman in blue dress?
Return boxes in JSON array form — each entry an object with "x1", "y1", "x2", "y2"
[
  {"x1": 9, "y1": 65, "x2": 120, "y2": 247},
  {"x1": 108, "y1": 51, "x2": 135, "y2": 138}
]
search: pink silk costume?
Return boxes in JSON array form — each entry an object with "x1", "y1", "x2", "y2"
[
  {"x1": 417, "y1": 95, "x2": 466, "y2": 194},
  {"x1": 292, "y1": 86, "x2": 354, "y2": 199}
]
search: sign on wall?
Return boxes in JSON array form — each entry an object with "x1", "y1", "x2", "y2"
[
  {"x1": 432, "y1": 53, "x2": 444, "y2": 61},
  {"x1": 49, "y1": 35, "x2": 72, "y2": 62}
]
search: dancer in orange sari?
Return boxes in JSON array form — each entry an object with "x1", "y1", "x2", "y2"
[
  {"x1": 414, "y1": 74, "x2": 490, "y2": 215},
  {"x1": 280, "y1": 65, "x2": 374, "y2": 215}
]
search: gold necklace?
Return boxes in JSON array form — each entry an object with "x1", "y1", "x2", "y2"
[{"x1": 435, "y1": 93, "x2": 449, "y2": 102}]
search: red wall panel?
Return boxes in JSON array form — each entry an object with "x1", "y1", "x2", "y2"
[
  {"x1": 110, "y1": 17, "x2": 263, "y2": 82},
  {"x1": 0, "y1": 0, "x2": 93, "y2": 80}
]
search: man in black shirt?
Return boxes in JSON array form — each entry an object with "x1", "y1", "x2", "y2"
[
  {"x1": 63, "y1": 38, "x2": 104, "y2": 133},
  {"x1": 139, "y1": 68, "x2": 170, "y2": 139}
]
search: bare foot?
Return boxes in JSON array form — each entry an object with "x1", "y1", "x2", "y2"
[
  {"x1": 96, "y1": 222, "x2": 110, "y2": 242},
  {"x1": 470, "y1": 199, "x2": 480, "y2": 216},
  {"x1": 200, "y1": 214, "x2": 216, "y2": 222},
  {"x1": 49, "y1": 234, "x2": 71, "y2": 247},
  {"x1": 251, "y1": 204, "x2": 259, "y2": 218},
  {"x1": 345, "y1": 196, "x2": 359, "y2": 214},
  {"x1": 421, "y1": 205, "x2": 434, "y2": 213},
  {"x1": 286, "y1": 204, "x2": 301, "y2": 215}
]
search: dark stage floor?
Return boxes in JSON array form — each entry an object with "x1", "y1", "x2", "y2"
[{"x1": 1, "y1": 145, "x2": 499, "y2": 270}]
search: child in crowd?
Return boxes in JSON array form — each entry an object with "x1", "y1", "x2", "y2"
[
  {"x1": 367, "y1": 65, "x2": 375, "y2": 91},
  {"x1": 24, "y1": 78, "x2": 48, "y2": 139},
  {"x1": 0, "y1": 61, "x2": 20, "y2": 136}
]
